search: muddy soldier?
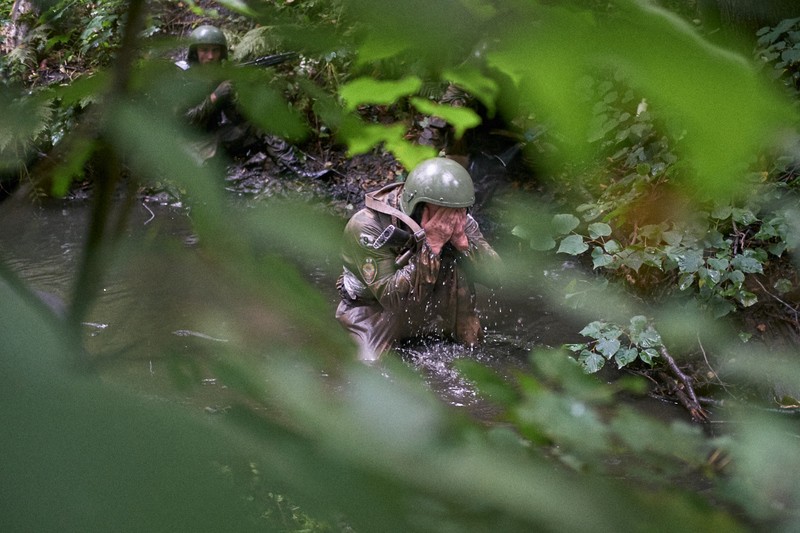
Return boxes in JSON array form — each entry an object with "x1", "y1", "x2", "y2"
[
  {"x1": 176, "y1": 25, "x2": 320, "y2": 175},
  {"x1": 336, "y1": 157, "x2": 502, "y2": 362},
  {"x1": 174, "y1": 24, "x2": 246, "y2": 163}
]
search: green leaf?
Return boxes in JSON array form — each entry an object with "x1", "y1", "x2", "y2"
[
  {"x1": 339, "y1": 76, "x2": 423, "y2": 110},
  {"x1": 576, "y1": 203, "x2": 602, "y2": 221},
  {"x1": 677, "y1": 249, "x2": 704, "y2": 273},
  {"x1": 235, "y1": 75, "x2": 307, "y2": 140},
  {"x1": 579, "y1": 350, "x2": 605, "y2": 373},
  {"x1": 50, "y1": 135, "x2": 97, "y2": 197},
  {"x1": 455, "y1": 360, "x2": 519, "y2": 407},
  {"x1": 52, "y1": 71, "x2": 110, "y2": 107},
  {"x1": 768, "y1": 242, "x2": 787, "y2": 257},
  {"x1": 754, "y1": 221, "x2": 778, "y2": 240},
  {"x1": 558, "y1": 235, "x2": 589, "y2": 255},
  {"x1": 588, "y1": 222, "x2": 612, "y2": 239},
  {"x1": 600, "y1": 327, "x2": 623, "y2": 341},
  {"x1": 700, "y1": 267, "x2": 721, "y2": 286},
  {"x1": 737, "y1": 291, "x2": 758, "y2": 307},
  {"x1": 0, "y1": 282, "x2": 274, "y2": 532},
  {"x1": 579, "y1": 321, "x2": 606, "y2": 339},
  {"x1": 410, "y1": 97, "x2": 482, "y2": 139},
  {"x1": 603, "y1": 240, "x2": 621, "y2": 254},
  {"x1": 638, "y1": 224, "x2": 665, "y2": 241},
  {"x1": 354, "y1": 30, "x2": 411, "y2": 64},
  {"x1": 710, "y1": 204, "x2": 732, "y2": 220},
  {"x1": 731, "y1": 208, "x2": 758, "y2": 225},
  {"x1": 704, "y1": 230, "x2": 728, "y2": 249},
  {"x1": 731, "y1": 254, "x2": 763, "y2": 274},
  {"x1": 596, "y1": 338, "x2": 621, "y2": 359},
  {"x1": 635, "y1": 326, "x2": 662, "y2": 349},
  {"x1": 530, "y1": 235, "x2": 557, "y2": 251},
  {"x1": 592, "y1": 252, "x2": 613, "y2": 269},
  {"x1": 442, "y1": 64, "x2": 500, "y2": 116},
  {"x1": 552, "y1": 214, "x2": 580, "y2": 235},
  {"x1": 564, "y1": 343, "x2": 587, "y2": 353},
  {"x1": 726, "y1": 270, "x2": 745, "y2": 286},
  {"x1": 511, "y1": 225, "x2": 529, "y2": 240},
  {"x1": 629, "y1": 316, "x2": 648, "y2": 335},
  {"x1": 215, "y1": 0, "x2": 257, "y2": 17},
  {"x1": 678, "y1": 272, "x2": 695, "y2": 290},
  {"x1": 384, "y1": 135, "x2": 439, "y2": 170},
  {"x1": 615, "y1": 347, "x2": 639, "y2": 368},
  {"x1": 707, "y1": 257, "x2": 729, "y2": 271},
  {"x1": 640, "y1": 348, "x2": 659, "y2": 365},
  {"x1": 662, "y1": 230, "x2": 683, "y2": 246},
  {"x1": 711, "y1": 298, "x2": 736, "y2": 318},
  {"x1": 620, "y1": 251, "x2": 644, "y2": 272},
  {"x1": 774, "y1": 278, "x2": 793, "y2": 294},
  {"x1": 343, "y1": 122, "x2": 404, "y2": 154},
  {"x1": 512, "y1": 217, "x2": 556, "y2": 251},
  {"x1": 342, "y1": 122, "x2": 436, "y2": 169}
]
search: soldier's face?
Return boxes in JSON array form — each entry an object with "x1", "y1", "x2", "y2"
[{"x1": 197, "y1": 45, "x2": 223, "y2": 65}]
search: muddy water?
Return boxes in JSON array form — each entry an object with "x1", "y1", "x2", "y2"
[{"x1": 0, "y1": 196, "x2": 688, "y2": 423}]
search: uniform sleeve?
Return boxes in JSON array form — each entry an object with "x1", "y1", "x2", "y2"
[
  {"x1": 342, "y1": 211, "x2": 441, "y2": 311},
  {"x1": 460, "y1": 215, "x2": 503, "y2": 288},
  {"x1": 185, "y1": 94, "x2": 218, "y2": 129},
  {"x1": 182, "y1": 79, "x2": 235, "y2": 129}
]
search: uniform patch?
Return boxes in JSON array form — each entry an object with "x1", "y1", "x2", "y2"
[{"x1": 361, "y1": 257, "x2": 377, "y2": 284}]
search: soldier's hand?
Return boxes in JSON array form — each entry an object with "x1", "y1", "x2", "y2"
[
  {"x1": 422, "y1": 205, "x2": 468, "y2": 254},
  {"x1": 421, "y1": 204, "x2": 454, "y2": 255},
  {"x1": 210, "y1": 80, "x2": 233, "y2": 105},
  {"x1": 449, "y1": 209, "x2": 469, "y2": 251}
]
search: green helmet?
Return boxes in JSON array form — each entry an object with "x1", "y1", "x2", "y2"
[
  {"x1": 400, "y1": 157, "x2": 475, "y2": 215},
  {"x1": 187, "y1": 25, "x2": 228, "y2": 64}
]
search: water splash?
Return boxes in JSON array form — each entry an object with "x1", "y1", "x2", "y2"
[{"x1": 396, "y1": 331, "x2": 531, "y2": 417}]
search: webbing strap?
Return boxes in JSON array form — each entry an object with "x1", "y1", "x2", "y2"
[{"x1": 364, "y1": 184, "x2": 426, "y2": 243}]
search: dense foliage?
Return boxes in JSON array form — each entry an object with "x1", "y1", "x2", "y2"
[
  {"x1": 511, "y1": 12, "x2": 800, "y2": 392},
  {"x1": 2, "y1": 0, "x2": 800, "y2": 531}
]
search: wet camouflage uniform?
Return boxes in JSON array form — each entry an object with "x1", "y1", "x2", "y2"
[
  {"x1": 178, "y1": 74, "x2": 252, "y2": 163},
  {"x1": 176, "y1": 26, "x2": 304, "y2": 168},
  {"x1": 336, "y1": 182, "x2": 502, "y2": 362}
]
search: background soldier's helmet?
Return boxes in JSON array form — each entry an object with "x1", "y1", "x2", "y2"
[
  {"x1": 400, "y1": 157, "x2": 475, "y2": 215},
  {"x1": 187, "y1": 25, "x2": 228, "y2": 64}
]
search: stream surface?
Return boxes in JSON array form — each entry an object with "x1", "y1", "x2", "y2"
[{"x1": 0, "y1": 195, "x2": 689, "y2": 424}]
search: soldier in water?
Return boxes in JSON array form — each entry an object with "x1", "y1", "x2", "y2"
[{"x1": 336, "y1": 157, "x2": 503, "y2": 362}]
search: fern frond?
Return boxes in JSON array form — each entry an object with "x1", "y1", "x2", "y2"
[
  {"x1": 0, "y1": 97, "x2": 53, "y2": 153},
  {"x1": 417, "y1": 81, "x2": 449, "y2": 101},
  {"x1": 7, "y1": 46, "x2": 36, "y2": 70},
  {"x1": 230, "y1": 26, "x2": 284, "y2": 62}
]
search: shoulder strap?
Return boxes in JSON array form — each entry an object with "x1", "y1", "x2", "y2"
[{"x1": 364, "y1": 184, "x2": 426, "y2": 243}]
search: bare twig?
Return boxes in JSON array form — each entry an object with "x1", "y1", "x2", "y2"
[
  {"x1": 659, "y1": 346, "x2": 709, "y2": 422},
  {"x1": 697, "y1": 333, "x2": 738, "y2": 401},
  {"x1": 755, "y1": 279, "x2": 799, "y2": 324}
]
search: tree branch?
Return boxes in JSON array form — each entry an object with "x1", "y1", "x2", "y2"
[{"x1": 658, "y1": 346, "x2": 709, "y2": 422}]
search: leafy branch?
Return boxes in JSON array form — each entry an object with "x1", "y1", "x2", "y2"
[{"x1": 566, "y1": 315, "x2": 662, "y2": 374}]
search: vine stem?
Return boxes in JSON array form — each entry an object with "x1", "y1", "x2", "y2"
[
  {"x1": 755, "y1": 279, "x2": 799, "y2": 325},
  {"x1": 659, "y1": 345, "x2": 709, "y2": 422},
  {"x1": 697, "y1": 333, "x2": 738, "y2": 401}
]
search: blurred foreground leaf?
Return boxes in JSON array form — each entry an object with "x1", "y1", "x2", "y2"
[
  {"x1": 486, "y1": 0, "x2": 795, "y2": 195},
  {"x1": 339, "y1": 76, "x2": 423, "y2": 110},
  {"x1": 0, "y1": 279, "x2": 264, "y2": 532}
]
